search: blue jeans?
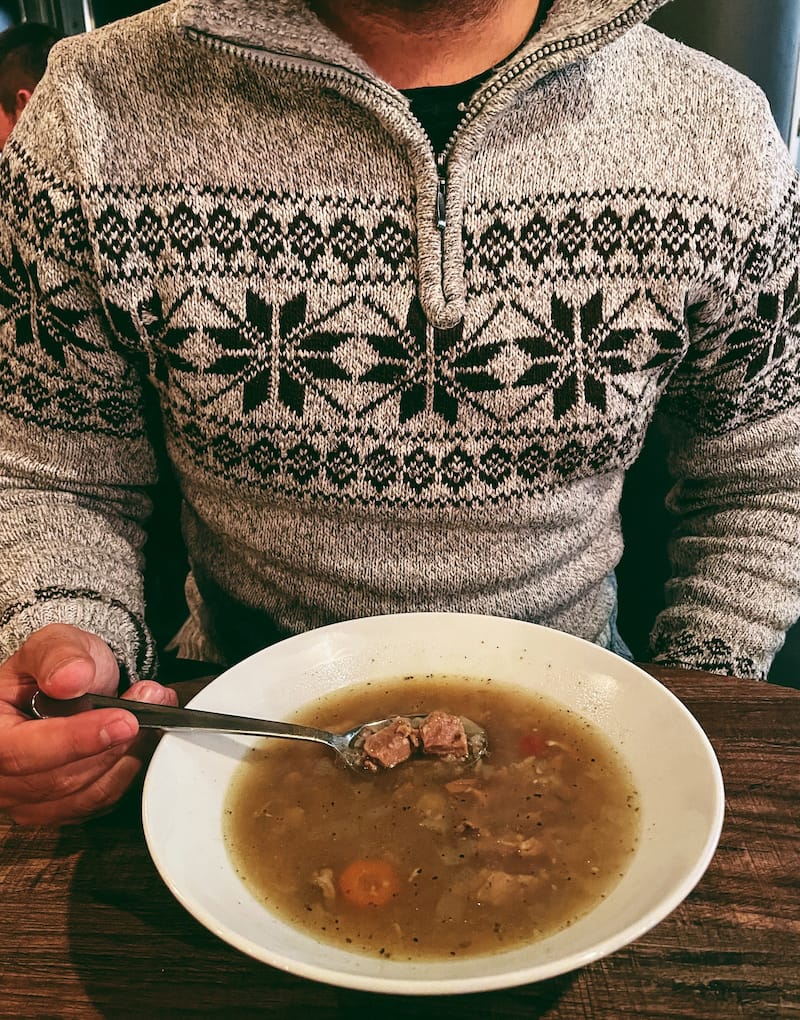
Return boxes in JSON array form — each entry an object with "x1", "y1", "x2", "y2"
[{"x1": 605, "y1": 573, "x2": 634, "y2": 661}]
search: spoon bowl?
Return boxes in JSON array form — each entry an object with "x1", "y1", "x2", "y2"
[{"x1": 30, "y1": 690, "x2": 488, "y2": 771}]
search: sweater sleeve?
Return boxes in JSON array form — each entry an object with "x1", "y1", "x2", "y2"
[
  {"x1": 648, "y1": 97, "x2": 800, "y2": 680},
  {"x1": 0, "y1": 68, "x2": 159, "y2": 681}
]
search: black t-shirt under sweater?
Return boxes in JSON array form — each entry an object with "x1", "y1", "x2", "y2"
[{"x1": 402, "y1": 0, "x2": 554, "y2": 155}]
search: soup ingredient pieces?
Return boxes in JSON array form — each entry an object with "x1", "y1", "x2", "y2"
[
  {"x1": 475, "y1": 870, "x2": 542, "y2": 907},
  {"x1": 362, "y1": 717, "x2": 420, "y2": 768},
  {"x1": 339, "y1": 859, "x2": 400, "y2": 908},
  {"x1": 419, "y1": 711, "x2": 469, "y2": 759},
  {"x1": 519, "y1": 732, "x2": 550, "y2": 757},
  {"x1": 311, "y1": 868, "x2": 337, "y2": 902},
  {"x1": 361, "y1": 711, "x2": 470, "y2": 769},
  {"x1": 224, "y1": 677, "x2": 640, "y2": 961}
]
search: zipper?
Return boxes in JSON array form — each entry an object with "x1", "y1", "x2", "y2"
[{"x1": 436, "y1": 154, "x2": 447, "y2": 234}]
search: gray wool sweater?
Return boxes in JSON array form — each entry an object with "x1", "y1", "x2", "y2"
[{"x1": 0, "y1": 0, "x2": 799, "y2": 681}]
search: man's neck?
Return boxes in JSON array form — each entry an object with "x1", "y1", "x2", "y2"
[{"x1": 310, "y1": 1, "x2": 541, "y2": 88}]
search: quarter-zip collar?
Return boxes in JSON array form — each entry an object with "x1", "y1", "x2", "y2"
[
  {"x1": 174, "y1": 0, "x2": 371, "y2": 74},
  {"x1": 174, "y1": 0, "x2": 672, "y2": 94}
]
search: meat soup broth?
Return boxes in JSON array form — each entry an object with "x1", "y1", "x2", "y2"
[{"x1": 223, "y1": 676, "x2": 640, "y2": 961}]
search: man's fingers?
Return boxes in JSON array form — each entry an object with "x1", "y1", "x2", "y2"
[
  {"x1": 0, "y1": 681, "x2": 177, "y2": 812},
  {"x1": 0, "y1": 740, "x2": 129, "y2": 806},
  {"x1": 0, "y1": 636, "x2": 179, "y2": 824},
  {"x1": 3, "y1": 750, "x2": 149, "y2": 826},
  {"x1": 124, "y1": 680, "x2": 180, "y2": 707},
  {"x1": 0, "y1": 711, "x2": 139, "y2": 777},
  {"x1": 9, "y1": 624, "x2": 120, "y2": 699}
]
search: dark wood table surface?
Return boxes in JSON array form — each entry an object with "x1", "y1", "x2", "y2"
[{"x1": 1, "y1": 666, "x2": 798, "y2": 1020}]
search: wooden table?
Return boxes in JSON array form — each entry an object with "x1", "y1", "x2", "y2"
[{"x1": 1, "y1": 667, "x2": 798, "y2": 1019}]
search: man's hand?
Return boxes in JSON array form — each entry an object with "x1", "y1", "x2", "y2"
[{"x1": 0, "y1": 623, "x2": 177, "y2": 826}]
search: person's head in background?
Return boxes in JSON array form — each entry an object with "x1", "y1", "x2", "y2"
[{"x1": 0, "y1": 21, "x2": 62, "y2": 150}]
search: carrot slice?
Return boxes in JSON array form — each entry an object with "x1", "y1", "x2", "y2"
[
  {"x1": 519, "y1": 732, "x2": 549, "y2": 757},
  {"x1": 338, "y1": 858, "x2": 400, "y2": 908}
]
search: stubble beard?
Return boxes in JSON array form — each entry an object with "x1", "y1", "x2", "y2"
[{"x1": 347, "y1": 0, "x2": 505, "y2": 29}]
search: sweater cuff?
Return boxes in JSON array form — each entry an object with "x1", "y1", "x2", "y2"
[
  {"x1": 648, "y1": 626, "x2": 764, "y2": 681},
  {"x1": 0, "y1": 588, "x2": 157, "y2": 683}
]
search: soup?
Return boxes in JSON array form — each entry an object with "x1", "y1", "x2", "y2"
[{"x1": 223, "y1": 675, "x2": 640, "y2": 961}]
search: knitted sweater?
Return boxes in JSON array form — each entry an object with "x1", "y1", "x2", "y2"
[{"x1": 0, "y1": 0, "x2": 799, "y2": 681}]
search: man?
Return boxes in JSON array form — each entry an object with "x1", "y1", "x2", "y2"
[
  {"x1": 0, "y1": 0, "x2": 798, "y2": 825},
  {"x1": 0, "y1": 21, "x2": 61, "y2": 149}
]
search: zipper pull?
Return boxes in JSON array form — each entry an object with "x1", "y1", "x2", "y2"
[{"x1": 436, "y1": 176, "x2": 447, "y2": 233}]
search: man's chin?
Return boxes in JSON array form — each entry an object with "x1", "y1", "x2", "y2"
[{"x1": 352, "y1": 0, "x2": 503, "y2": 24}]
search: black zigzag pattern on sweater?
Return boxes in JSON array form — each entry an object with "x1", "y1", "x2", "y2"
[
  {"x1": 1, "y1": 171, "x2": 799, "y2": 506},
  {"x1": 651, "y1": 630, "x2": 760, "y2": 681}
]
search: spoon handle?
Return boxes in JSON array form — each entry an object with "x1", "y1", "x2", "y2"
[{"x1": 31, "y1": 691, "x2": 333, "y2": 744}]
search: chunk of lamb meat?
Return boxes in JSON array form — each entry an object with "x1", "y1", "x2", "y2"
[
  {"x1": 419, "y1": 710, "x2": 469, "y2": 759},
  {"x1": 362, "y1": 717, "x2": 420, "y2": 768}
]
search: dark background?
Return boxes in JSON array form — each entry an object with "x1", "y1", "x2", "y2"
[{"x1": 90, "y1": 0, "x2": 153, "y2": 25}]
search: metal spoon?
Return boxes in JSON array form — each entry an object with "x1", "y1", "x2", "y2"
[{"x1": 30, "y1": 690, "x2": 488, "y2": 772}]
